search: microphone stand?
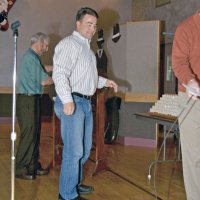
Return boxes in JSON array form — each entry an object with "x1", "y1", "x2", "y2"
[{"x1": 11, "y1": 21, "x2": 20, "y2": 200}]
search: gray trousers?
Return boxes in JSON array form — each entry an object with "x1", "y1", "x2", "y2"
[{"x1": 178, "y1": 92, "x2": 200, "y2": 200}]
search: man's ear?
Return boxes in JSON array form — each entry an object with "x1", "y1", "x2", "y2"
[{"x1": 76, "y1": 21, "x2": 81, "y2": 30}]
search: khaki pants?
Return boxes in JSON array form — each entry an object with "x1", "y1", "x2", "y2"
[{"x1": 178, "y1": 92, "x2": 200, "y2": 200}]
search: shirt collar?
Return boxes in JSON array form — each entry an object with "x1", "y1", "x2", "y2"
[
  {"x1": 72, "y1": 31, "x2": 91, "y2": 46},
  {"x1": 193, "y1": 9, "x2": 200, "y2": 28},
  {"x1": 29, "y1": 48, "x2": 40, "y2": 58}
]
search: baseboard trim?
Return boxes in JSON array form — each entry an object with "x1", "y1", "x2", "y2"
[
  {"x1": 116, "y1": 136, "x2": 156, "y2": 148},
  {"x1": 0, "y1": 116, "x2": 52, "y2": 124},
  {"x1": 0, "y1": 117, "x2": 13, "y2": 124}
]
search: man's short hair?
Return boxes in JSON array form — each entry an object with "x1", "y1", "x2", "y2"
[
  {"x1": 30, "y1": 32, "x2": 50, "y2": 45},
  {"x1": 76, "y1": 7, "x2": 99, "y2": 21}
]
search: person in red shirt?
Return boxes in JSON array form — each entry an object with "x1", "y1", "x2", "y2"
[{"x1": 172, "y1": 10, "x2": 200, "y2": 200}]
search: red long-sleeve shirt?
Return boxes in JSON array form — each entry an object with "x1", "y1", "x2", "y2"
[{"x1": 172, "y1": 10, "x2": 200, "y2": 92}]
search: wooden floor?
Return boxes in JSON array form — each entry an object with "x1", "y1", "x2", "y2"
[{"x1": 0, "y1": 122, "x2": 187, "y2": 200}]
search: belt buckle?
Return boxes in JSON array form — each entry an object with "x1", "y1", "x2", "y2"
[
  {"x1": 86, "y1": 95, "x2": 92, "y2": 100},
  {"x1": 82, "y1": 94, "x2": 88, "y2": 100}
]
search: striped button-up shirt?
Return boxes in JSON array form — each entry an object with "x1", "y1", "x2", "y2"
[{"x1": 53, "y1": 31, "x2": 107, "y2": 104}]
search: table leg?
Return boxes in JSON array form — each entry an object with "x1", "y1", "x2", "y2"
[{"x1": 163, "y1": 125, "x2": 167, "y2": 160}]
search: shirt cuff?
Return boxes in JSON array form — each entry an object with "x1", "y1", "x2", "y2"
[
  {"x1": 98, "y1": 76, "x2": 107, "y2": 88},
  {"x1": 60, "y1": 93, "x2": 73, "y2": 104}
]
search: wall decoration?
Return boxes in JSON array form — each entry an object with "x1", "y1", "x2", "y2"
[
  {"x1": 0, "y1": 0, "x2": 16, "y2": 31},
  {"x1": 155, "y1": 0, "x2": 170, "y2": 7},
  {"x1": 112, "y1": 23, "x2": 121, "y2": 43}
]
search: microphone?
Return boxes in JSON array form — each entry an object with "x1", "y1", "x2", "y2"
[
  {"x1": 148, "y1": 174, "x2": 151, "y2": 181},
  {"x1": 11, "y1": 20, "x2": 21, "y2": 30}
]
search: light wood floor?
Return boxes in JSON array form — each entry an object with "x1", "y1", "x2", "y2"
[{"x1": 0, "y1": 122, "x2": 187, "y2": 200}]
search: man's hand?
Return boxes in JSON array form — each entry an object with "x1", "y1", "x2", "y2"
[
  {"x1": 63, "y1": 102, "x2": 75, "y2": 115},
  {"x1": 41, "y1": 77, "x2": 54, "y2": 86},
  {"x1": 185, "y1": 79, "x2": 200, "y2": 99},
  {"x1": 44, "y1": 65, "x2": 53, "y2": 72},
  {"x1": 106, "y1": 80, "x2": 118, "y2": 92}
]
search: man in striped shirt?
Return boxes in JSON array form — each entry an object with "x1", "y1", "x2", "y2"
[{"x1": 53, "y1": 7, "x2": 118, "y2": 200}]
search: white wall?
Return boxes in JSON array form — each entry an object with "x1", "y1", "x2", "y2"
[{"x1": 0, "y1": 0, "x2": 132, "y2": 87}]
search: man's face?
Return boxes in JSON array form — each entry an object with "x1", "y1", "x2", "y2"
[
  {"x1": 76, "y1": 14, "x2": 97, "y2": 40},
  {"x1": 37, "y1": 40, "x2": 49, "y2": 56}
]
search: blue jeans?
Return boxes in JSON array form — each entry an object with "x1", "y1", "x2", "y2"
[{"x1": 54, "y1": 95, "x2": 93, "y2": 200}]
